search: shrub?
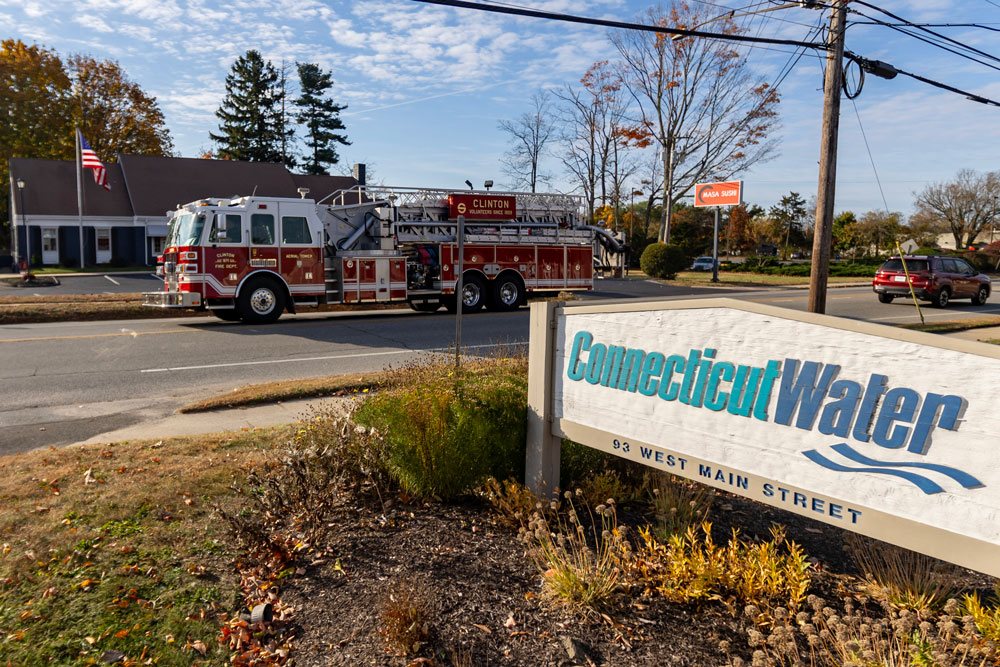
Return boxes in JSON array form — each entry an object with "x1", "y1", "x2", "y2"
[
  {"x1": 355, "y1": 357, "x2": 528, "y2": 499},
  {"x1": 481, "y1": 477, "x2": 539, "y2": 527},
  {"x1": 646, "y1": 472, "x2": 713, "y2": 541},
  {"x1": 633, "y1": 523, "x2": 811, "y2": 613},
  {"x1": 734, "y1": 594, "x2": 991, "y2": 667},
  {"x1": 962, "y1": 583, "x2": 1000, "y2": 641},
  {"x1": 739, "y1": 255, "x2": 780, "y2": 272},
  {"x1": 215, "y1": 409, "x2": 390, "y2": 565},
  {"x1": 560, "y1": 439, "x2": 646, "y2": 494},
  {"x1": 914, "y1": 246, "x2": 940, "y2": 256},
  {"x1": 846, "y1": 533, "x2": 960, "y2": 611},
  {"x1": 962, "y1": 250, "x2": 995, "y2": 273},
  {"x1": 640, "y1": 243, "x2": 689, "y2": 279},
  {"x1": 520, "y1": 493, "x2": 627, "y2": 608},
  {"x1": 379, "y1": 576, "x2": 434, "y2": 655}
]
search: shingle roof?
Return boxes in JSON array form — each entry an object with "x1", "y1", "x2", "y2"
[
  {"x1": 8, "y1": 155, "x2": 363, "y2": 219},
  {"x1": 8, "y1": 158, "x2": 133, "y2": 217},
  {"x1": 119, "y1": 154, "x2": 300, "y2": 217}
]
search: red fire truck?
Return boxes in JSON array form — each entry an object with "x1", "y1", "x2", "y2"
[{"x1": 143, "y1": 185, "x2": 625, "y2": 323}]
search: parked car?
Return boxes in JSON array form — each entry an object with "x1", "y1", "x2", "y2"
[
  {"x1": 872, "y1": 255, "x2": 991, "y2": 308},
  {"x1": 690, "y1": 256, "x2": 717, "y2": 272}
]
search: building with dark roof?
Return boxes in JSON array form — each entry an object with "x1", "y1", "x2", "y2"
[{"x1": 7, "y1": 155, "x2": 359, "y2": 267}]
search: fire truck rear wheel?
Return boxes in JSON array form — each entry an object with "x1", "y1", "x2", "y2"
[
  {"x1": 444, "y1": 275, "x2": 486, "y2": 313},
  {"x1": 238, "y1": 277, "x2": 285, "y2": 324},
  {"x1": 490, "y1": 274, "x2": 524, "y2": 312}
]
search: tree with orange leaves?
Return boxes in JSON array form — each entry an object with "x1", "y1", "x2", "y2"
[{"x1": 612, "y1": 2, "x2": 781, "y2": 244}]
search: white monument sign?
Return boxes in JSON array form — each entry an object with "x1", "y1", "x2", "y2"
[{"x1": 526, "y1": 298, "x2": 1000, "y2": 576}]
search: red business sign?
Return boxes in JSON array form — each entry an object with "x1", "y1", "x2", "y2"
[
  {"x1": 448, "y1": 194, "x2": 516, "y2": 220},
  {"x1": 694, "y1": 180, "x2": 743, "y2": 207}
]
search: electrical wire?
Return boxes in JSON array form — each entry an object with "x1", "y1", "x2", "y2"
[
  {"x1": 848, "y1": 9, "x2": 1000, "y2": 73},
  {"x1": 850, "y1": 98, "x2": 890, "y2": 211},
  {"x1": 850, "y1": 21, "x2": 1000, "y2": 32},
  {"x1": 411, "y1": 0, "x2": 832, "y2": 50},
  {"x1": 408, "y1": 0, "x2": 1000, "y2": 107},
  {"x1": 850, "y1": 0, "x2": 1000, "y2": 65}
]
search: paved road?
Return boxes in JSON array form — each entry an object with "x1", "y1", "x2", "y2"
[
  {"x1": 2, "y1": 278, "x2": 998, "y2": 455},
  {"x1": 0, "y1": 272, "x2": 161, "y2": 295}
]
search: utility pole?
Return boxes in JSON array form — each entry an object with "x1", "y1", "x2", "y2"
[{"x1": 808, "y1": 0, "x2": 847, "y2": 314}]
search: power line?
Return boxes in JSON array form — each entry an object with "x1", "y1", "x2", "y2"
[
  {"x1": 850, "y1": 0, "x2": 1000, "y2": 65},
  {"x1": 850, "y1": 21, "x2": 1000, "y2": 32},
  {"x1": 848, "y1": 9, "x2": 1000, "y2": 73},
  {"x1": 411, "y1": 0, "x2": 832, "y2": 50},
  {"x1": 410, "y1": 0, "x2": 1000, "y2": 107},
  {"x1": 850, "y1": 98, "x2": 889, "y2": 212}
]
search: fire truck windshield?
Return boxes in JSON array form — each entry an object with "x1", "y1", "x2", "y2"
[{"x1": 167, "y1": 213, "x2": 206, "y2": 247}]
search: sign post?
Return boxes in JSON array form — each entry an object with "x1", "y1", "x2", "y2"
[
  {"x1": 454, "y1": 215, "x2": 465, "y2": 367},
  {"x1": 694, "y1": 181, "x2": 741, "y2": 284},
  {"x1": 526, "y1": 297, "x2": 1000, "y2": 577}
]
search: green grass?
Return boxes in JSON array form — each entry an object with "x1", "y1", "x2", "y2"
[
  {"x1": 667, "y1": 271, "x2": 867, "y2": 287},
  {"x1": 0, "y1": 427, "x2": 288, "y2": 666},
  {"x1": 901, "y1": 316, "x2": 1000, "y2": 334},
  {"x1": 26, "y1": 265, "x2": 153, "y2": 275}
]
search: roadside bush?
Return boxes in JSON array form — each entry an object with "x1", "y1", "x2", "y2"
[
  {"x1": 738, "y1": 255, "x2": 780, "y2": 272},
  {"x1": 914, "y1": 245, "x2": 940, "y2": 256},
  {"x1": 355, "y1": 356, "x2": 528, "y2": 499},
  {"x1": 216, "y1": 409, "x2": 391, "y2": 565},
  {"x1": 640, "y1": 243, "x2": 689, "y2": 279},
  {"x1": 962, "y1": 250, "x2": 995, "y2": 273}
]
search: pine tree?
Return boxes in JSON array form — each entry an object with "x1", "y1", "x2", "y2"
[
  {"x1": 295, "y1": 63, "x2": 349, "y2": 175},
  {"x1": 275, "y1": 60, "x2": 296, "y2": 169},
  {"x1": 210, "y1": 50, "x2": 283, "y2": 163}
]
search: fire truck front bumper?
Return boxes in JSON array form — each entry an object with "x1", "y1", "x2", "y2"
[{"x1": 142, "y1": 291, "x2": 202, "y2": 308}]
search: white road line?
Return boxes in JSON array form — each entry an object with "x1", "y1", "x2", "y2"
[
  {"x1": 140, "y1": 342, "x2": 526, "y2": 373},
  {"x1": 104, "y1": 275, "x2": 120, "y2": 285}
]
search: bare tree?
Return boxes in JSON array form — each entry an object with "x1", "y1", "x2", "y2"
[
  {"x1": 912, "y1": 169, "x2": 1000, "y2": 249},
  {"x1": 498, "y1": 91, "x2": 555, "y2": 192},
  {"x1": 555, "y1": 85, "x2": 599, "y2": 222},
  {"x1": 556, "y1": 61, "x2": 645, "y2": 225},
  {"x1": 612, "y1": 2, "x2": 781, "y2": 243}
]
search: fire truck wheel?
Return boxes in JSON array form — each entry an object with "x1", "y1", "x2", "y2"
[
  {"x1": 490, "y1": 274, "x2": 524, "y2": 312},
  {"x1": 459, "y1": 275, "x2": 487, "y2": 313},
  {"x1": 238, "y1": 278, "x2": 286, "y2": 324}
]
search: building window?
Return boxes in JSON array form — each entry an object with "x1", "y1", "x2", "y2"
[
  {"x1": 282, "y1": 216, "x2": 311, "y2": 244},
  {"x1": 96, "y1": 228, "x2": 112, "y2": 252},
  {"x1": 151, "y1": 237, "x2": 166, "y2": 256}
]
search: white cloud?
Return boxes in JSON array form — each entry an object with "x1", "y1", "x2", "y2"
[{"x1": 74, "y1": 14, "x2": 114, "y2": 33}]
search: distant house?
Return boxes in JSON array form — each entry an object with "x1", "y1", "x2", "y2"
[{"x1": 7, "y1": 155, "x2": 359, "y2": 267}]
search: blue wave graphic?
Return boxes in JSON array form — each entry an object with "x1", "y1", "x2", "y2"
[
  {"x1": 829, "y1": 443, "x2": 983, "y2": 489},
  {"x1": 802, "y1": 449, "x2": 945, "y2": 495}
]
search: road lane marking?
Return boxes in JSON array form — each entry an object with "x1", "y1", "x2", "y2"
[
  {"x1": 141, "y1": 342, "x2": 527, "y2": 373},
  {"x1": 0, "y1": 329, "x2": 198, "y2": 344},
  {"x1": 104, "y1": 275, "x2": 120, "y2": 285}
]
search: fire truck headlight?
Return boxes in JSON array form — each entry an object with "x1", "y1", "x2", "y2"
[{"x1": 180, "y1": 251, "x2": 198, "y2": 261}]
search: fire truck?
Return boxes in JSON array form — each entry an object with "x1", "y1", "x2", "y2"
[{"x1": 142, "y1": 185, "x2": 625, "y2": 323}]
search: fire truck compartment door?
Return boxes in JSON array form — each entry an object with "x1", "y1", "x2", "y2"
[{"x1": 376, "y1": 259, "x2": 390, "y2": 302}]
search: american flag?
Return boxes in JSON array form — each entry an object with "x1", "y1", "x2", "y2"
[{"x1": 79, "y1": 132, "x2": 111, "y2": 191}]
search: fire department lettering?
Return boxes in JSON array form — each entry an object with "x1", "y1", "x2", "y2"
[{"x1": 448, "y1": 194, "x2": 516, "y2": 220}]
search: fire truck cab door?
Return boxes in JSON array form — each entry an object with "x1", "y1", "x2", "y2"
[
  {"x1": 249, "y1": 210, "x2": 280, "y2": 275},
  {"x1": 205, "y1": 212, "x2": 248, "y2": 297}
]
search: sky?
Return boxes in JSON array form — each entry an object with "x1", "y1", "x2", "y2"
[{"x1": 3, "y1": 0, "x2": 999, "y2": 217}]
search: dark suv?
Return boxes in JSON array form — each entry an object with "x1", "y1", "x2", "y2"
[{"x1": 873, "y1": 255, "x2": 991, "y2": 307}]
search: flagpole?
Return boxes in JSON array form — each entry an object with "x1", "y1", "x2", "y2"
[{"x1": 75, "y1": 126, "x2": 85, "y2": 268}]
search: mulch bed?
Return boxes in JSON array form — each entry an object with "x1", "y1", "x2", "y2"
[{"x1": 276, "y1": 486, "x2": 952, "y2": 667}]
